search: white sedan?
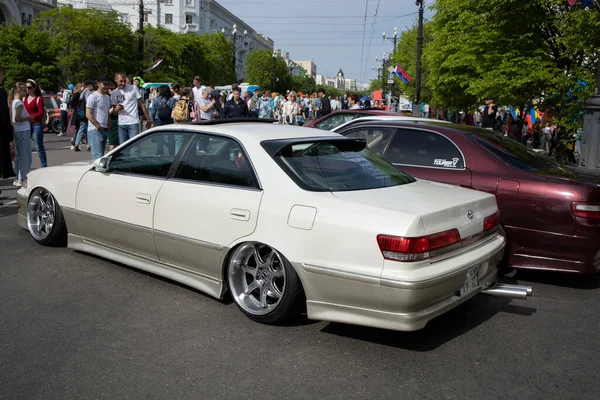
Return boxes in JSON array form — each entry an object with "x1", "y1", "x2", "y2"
[{"x1": 16, "y1": 121, "x2": 530, "y2": 331}]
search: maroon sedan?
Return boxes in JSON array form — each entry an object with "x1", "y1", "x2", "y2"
[
  {"x1": 305, "y1": 109, "x2": 404, "y2": 130},
  {"x1": 337, "y1": 120, "x2": 600, "y2": 274}
]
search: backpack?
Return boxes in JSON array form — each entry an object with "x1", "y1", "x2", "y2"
[
  {"x1": 172, "y1": 99, "x2": 190, "y2": 123},
  {"x1": 157, "y1": 97, "x2": 172, "y2": 122},
  {"x1": 259, "y1": 97, "x2": 272, "y2": 119}
]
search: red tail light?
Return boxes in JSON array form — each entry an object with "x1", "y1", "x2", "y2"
[
  {"x1": 377, "y1": 228, "x2": 461, "y2": 262},
  {"x1": 571, "y1": 202, "x2": 600, "y2": 220},
  {"x1": 484, "y1": 210, "x2": 500, "y2": 231}
]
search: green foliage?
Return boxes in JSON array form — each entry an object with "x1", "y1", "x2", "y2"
[
  {"x1": 422, "y1": 0, "x2": 600, "y2": 163},
  {"x1": 36, "y1": 8, "x2": 139, "y2": 83},
  {"x1": 368, "y1": 79, "x2": 382, "y2": 92},
  {"x1": 291, "y1": 75, "x2": 316, "y2": 94},
  {"x1": 0, "y1": 24, "x2": 60, "y2": 89},
  {"x1": 245, "y1": 50, "x2": 291, "y2": 92}
]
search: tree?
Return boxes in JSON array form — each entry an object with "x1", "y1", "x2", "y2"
[
  {"x1": 0, "y1": 25, "x2": 59, "y2": 89},
  {"x1": 245, "y1": 49, "x2": 291, "y2": 92},
  {"x1": 36, "y1": 8, "x2": 139, "y2": 83},
  {"x1": 290, "y1": 75, "x2": 316, "y2": 94}
]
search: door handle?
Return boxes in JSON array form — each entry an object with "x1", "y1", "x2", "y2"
[
  {"x1": 230, "y1": 208, "x2": 250, "y2": 221},
  {"x1": 136, "y1": 193, "x2": 151, "y2": 204}
]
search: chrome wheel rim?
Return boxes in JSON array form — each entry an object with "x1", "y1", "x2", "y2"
[
  {"x1": 228, "y1": 243, "x2": 286, "y2": 316},
  {"x1": 27, "y1": 189, "x2": 56, "y2": 241}
]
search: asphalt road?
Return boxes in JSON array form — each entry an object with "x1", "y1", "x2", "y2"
[{"x1": 1, "y1": 134, "x2": 599, "y2": 399}]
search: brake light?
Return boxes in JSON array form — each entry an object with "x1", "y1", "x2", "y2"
[
  {"x1": 571, "y1": 202, "x2": 600, "y2": 220},
  {"x1": 484, "y1": 210, "x2": 500, "y2": 231},
  {"x1": 377, "y1": 228, "x2": 461, "y2": 262}
]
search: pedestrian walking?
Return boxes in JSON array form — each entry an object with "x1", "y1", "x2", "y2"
[
  {"x1": 223, "y1": 87, "x2": 248, "y2": 118},
  {"x1": 71, "y1": 80, "x2": 94, "y2": 151},
  {"x1": 8, "y1": 82, "x2": 34, "y2": 187},
  {"x1": 58, "y1": 84, "x2": 73, "y2": 137},
  {"x1": 0, "y1": 65, "x2": 15, "y2": 186},
  {"x1": 317, "y1": 88, "x2": 331, "y2": 117},
  {"x1": 85, "y1": 76, "x2": 112, "y2": 160},
  {"x1": 23, "y1": 79, "x2": 47, "y2": 167}
]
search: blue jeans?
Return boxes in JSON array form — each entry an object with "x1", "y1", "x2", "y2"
[
  {"x1": 87, "y1": 126, "x2": 107, "y2": 161},
  {"x1": 13, "y1": 129, "x2": 32, "y2": 181},
  {"x1": 75, "y1": 119, "x2": 88, "y2": 145},
  {"x1": 31, "y1": 121, "x2": 47, "y2": 168},
  {"x1": 118, "y1": 123, "x2": 139, "y2": 145}
]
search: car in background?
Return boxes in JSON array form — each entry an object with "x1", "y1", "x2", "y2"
[
  {"x1": 43, "y1": 95, "x2": 62, "y2": 133},
  {"x1": 305, "y1": 109, "x2": 403, "y2": 130},
  {"x1": 15, "y1": 120, "x2": 530, "y2": 332},
  {"x1": 336, "y1": 120, "x2": 600, "y2": 274},
  {"x1": 331, "y1": 115, "x2": 450, "y2": 133}
]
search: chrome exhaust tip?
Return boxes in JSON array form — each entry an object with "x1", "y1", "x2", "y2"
[{"x1": 481, "y1": 283, "x2": 533, "y2": 300}]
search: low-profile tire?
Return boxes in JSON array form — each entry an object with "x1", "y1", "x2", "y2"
[
  {"x1": 50, "y1": 118, "x2": 61, "y2": 133},
  {"x1": 227, "y1": 242, "x2": 305, "y2": 324},
  {"x1": 26, "y1": 187, "x2": 67, "y2": 247}
]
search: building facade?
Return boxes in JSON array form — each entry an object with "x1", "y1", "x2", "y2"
[
  {"x1": 58, "y1": 0, "x2": 274, "y2": 83},
  {"x1": 344, "y1": 78, "x2": 356, "y2": 91},
  {"x1": 0, "y1": 0, "x2": 57, "y2": 26},
  {"x1": 294, "y1": 60, "x2": 317, "y2": 78}
]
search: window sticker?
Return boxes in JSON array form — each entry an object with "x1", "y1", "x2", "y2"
[{"x1": 433, "y1": 158, "x2": 460, "y2": 168}]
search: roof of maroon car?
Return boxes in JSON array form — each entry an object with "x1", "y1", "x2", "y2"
[{"x1": 341, "y1": 119, "x2": 482, "y2": 135}]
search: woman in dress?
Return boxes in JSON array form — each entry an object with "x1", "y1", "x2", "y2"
[
  {"x1": 281, "y1": 91, "x2": 300, "y2": 125},
  {"x1": 8, "y1": 82, "x2": 35, "y2": 187}
]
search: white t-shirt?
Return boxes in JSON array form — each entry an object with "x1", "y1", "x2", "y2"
[
  {"x1": 199, "y1": 98, "x2": 214, "y2": 120},
  {"x1": 12, "y1": 99, "x2": 30, "y2": 132},
  {"x1": 113, "y1": 85, "x2": 141, "y2": 125},
  {"x1": 423, "y1": 104, "x2": 430, "y2": 112},
  {"x1": 86, "y1": 91, "x2": 111, "y2": 128}
]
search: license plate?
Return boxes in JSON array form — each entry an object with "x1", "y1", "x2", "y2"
[{"x1": 459, "y1": 267, "x2": 479, "y2": 296}]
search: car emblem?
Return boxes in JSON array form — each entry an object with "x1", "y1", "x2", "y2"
[{"x1": 467, "y1": 210, "x2": 474, "y2": 220}]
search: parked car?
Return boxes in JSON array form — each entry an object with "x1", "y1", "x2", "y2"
[
  {"x1": 43, "y1": 94, "x2": 62, "y2": 133},
  {"x1": 331, "y1": 115, "x2": 450, "y2": 133},
  {"x1": 15, "y1": 120, "x2": 530, "y2": 331},
  {"x1": 305, "y1": 109, "x2": 403, "y2": 130},
  {"x1": 336, "y1": 120, "x2": 600, "y2": 274}
]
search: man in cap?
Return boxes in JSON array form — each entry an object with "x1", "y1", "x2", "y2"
[{"x1": 482, "y1": 96, "x2": 497, "y2": 129}]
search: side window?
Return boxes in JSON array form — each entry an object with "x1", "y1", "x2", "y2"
[
  {"x1": 315, "y1": 114, "x2": 355, "y2": 130},
  {"x1": 109, "y1": 131, "x2": 189, "y2": 177},
  {"x1": 43, "y1": 97, "x2": 55, "y2": 110},
  {"x1": 345, "y1": 127, "x2": 394, "y2": 156},
  {"x1": 174, "y1": 134, "x2": 258, "y2": 188},
  {"x1": 383, "y1": 129, "x2": 465, "y2": 169}
]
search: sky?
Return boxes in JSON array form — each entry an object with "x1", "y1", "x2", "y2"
[{"x1": 218, "y1": 0, "x2": 435, "y2": 85}]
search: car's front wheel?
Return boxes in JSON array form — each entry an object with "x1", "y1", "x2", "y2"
[
  {"x1": 50, "y1": 118, "x2": 61, "y2": 133},
  {"x1": 27, "y1": 188, "x2": 67, "y2": 246},
  {"x1": 227, "y1": 242, "x2": 305, "y2": 324}
]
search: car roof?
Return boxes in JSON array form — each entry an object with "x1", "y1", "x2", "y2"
[
  {"x1": 336, "y1": 119, "x2": 479, "y2": 135},
  {"x1": 152, "y1": 121, "x2": 343, "y2": 143},
  {"x1": 332, "y1": 115, "x2": 450, "y2": 132}
]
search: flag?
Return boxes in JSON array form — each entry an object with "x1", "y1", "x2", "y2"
[
  {"x1": 394, "y1": 64, "x2": 412, "y2": 84},
  {"x1": 568, "y1": 0, "x2": 578, "y2": 5},
  {"x1": 145, "y1": 58, "x2": 164, "y2": 73}
]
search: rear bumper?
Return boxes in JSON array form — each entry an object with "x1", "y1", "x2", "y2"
[{"x1": 302, "y1": 234, "x2": 506, "y2": 331}]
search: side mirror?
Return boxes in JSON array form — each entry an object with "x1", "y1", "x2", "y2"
[{"x1": 94, "y1": 156, "x2": 111, "y2": 173}]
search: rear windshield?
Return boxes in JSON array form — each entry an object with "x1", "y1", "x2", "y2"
[
  {"x1": 468, "y1": 132, "x2": 558, "y2": 171},
  {"x1": 264, "y1": 139, "x2": 416, "y2": 192}
]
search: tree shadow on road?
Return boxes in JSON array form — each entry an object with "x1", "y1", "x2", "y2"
[{"x1": 320, "y1": 295, "x2": 536, "y2": 351}]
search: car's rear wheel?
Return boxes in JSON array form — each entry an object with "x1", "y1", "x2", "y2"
[
  {"x1": 50, "y1": 118, "x2": 61, "y2": 133},
  {"x1": 27, "y1": 188, "x2": 67, "y2": 246},
  {"x1": 227, "y1": 242, "x2": 305, "y2": 324}
]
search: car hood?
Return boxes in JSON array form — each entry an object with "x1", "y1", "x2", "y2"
[{"x1": 332, "y1": 179, "x2": 498, "y2": 239}]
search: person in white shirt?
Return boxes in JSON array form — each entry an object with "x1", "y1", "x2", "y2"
[
  {"x1": 423, "y1": 103, "x2": 430, "y2": 118},
  {"x1": 58, "y1": 84, "x2": 73, "y2": 136},
  {"x1": 112, "y1": 72, "x2": 151, "y2": 145},
  {"x1": 8, "y1": 81, "x2": 35, "y2": 187},
  {"x1": 86, "y1": 76, "x2": 112, "y2": 160},
  {"x1": 192, "y1": 76, "x2": 207, "y2": 104}
]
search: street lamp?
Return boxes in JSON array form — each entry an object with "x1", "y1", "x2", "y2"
[
  {"x1": 413, "y1": 0, "x2": 424, "y2": 117},
  {"x1": 222, "y1": 24, "x2": 239, "y2": 82},
  {"x1": 272, "y1": 51, "x2": 277, "y2": 91},
  {"x1": 383, "y1": 27, "x2": 398, "y2": 110}
]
